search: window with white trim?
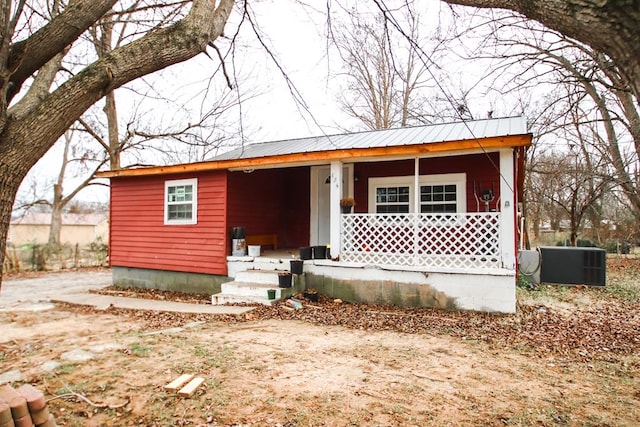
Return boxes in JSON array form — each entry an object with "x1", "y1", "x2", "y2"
[
  {"x1": 369, "y1": 173, "x2": 466, "y2": 214},
  {"x1": 164, "y1": 178, "x2": 197, "y2": 224}
]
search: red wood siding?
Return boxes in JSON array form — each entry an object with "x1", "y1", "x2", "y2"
[
  {"x1": 227, "y1": 167, "x2": 310, "y2": 249},
  {"x1": 353, "y1": 153, "x2": 502, "y2": 213},
  {"x1": 109, "y1": 171, "x2": 228, "y2": 275}
]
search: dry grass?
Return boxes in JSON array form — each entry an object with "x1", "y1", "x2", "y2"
[{"x1": 0, "y1": 258, "x2": 638, "y2": 426}]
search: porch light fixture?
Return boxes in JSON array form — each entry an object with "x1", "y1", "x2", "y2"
[{"x1": 243, "y1": 169, "x2": 255, "y2": 174}]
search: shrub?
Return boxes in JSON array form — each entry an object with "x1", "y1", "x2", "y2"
[
  {"x1": 602, "y1": 240, "x2": 631, "y2": 254},
  {"x1": 555, "y1": 239, "x2": 597, "y2": 247}
]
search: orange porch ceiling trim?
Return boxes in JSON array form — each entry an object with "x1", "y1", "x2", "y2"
[{"x1": 97, "y1": 134, "x2": 532, "y2": 178}]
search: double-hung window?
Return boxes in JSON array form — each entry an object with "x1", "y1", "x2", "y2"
[{"x1": 164, "y1": 178, "x2": 197, "y2": 225}]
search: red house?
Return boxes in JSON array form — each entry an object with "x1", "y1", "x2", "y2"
[{"x1": 99, "y1": 117, "x2": 531, "y2": 313}]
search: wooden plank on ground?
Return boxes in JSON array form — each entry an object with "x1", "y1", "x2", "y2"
[
  {"x1": 163, "y1": 374, "x2": 194, "y2": 392},
  {"x1": 177, "y1": 377, "x2": 205, "y2": 397}
]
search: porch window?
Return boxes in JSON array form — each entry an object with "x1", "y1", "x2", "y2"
[
  {"x1": 164, "y1": 178, "x2": 197, "y2": 225},
  {"x1": 420, "y1": 184, "x2": 457, "y2": 213},
  {"x1": 369, "y1": 173, "x2": 466, "y2": 213},
  {"x1": 375, "y1": 186, "x2": 410, "y2": 213}
]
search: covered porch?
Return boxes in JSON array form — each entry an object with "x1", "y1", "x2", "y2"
[
  {"x1": 324, "y1": 149, "x2": 517, "y2": 273},
  {"x1": 224, "y1": 148, "x2": 518, "y2": 312},
  {"x1": 227, "y1": 148, "x2": 517, "y2": 274}
]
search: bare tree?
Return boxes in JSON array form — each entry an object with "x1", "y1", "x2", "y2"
[
  {"x1": 528, "y1": 146, "x2": 612, "y2": 247},
  {"x1": 0, "y1": 0, "x2": 236, "y2": 286},
  {"x1": 48, "y1": 131, "x2": 109, "y2": 246},
  {"x1": 24, "y1": 1, "x2": 249, "y2": 249},
  {"x1": 524, "y1": 81, "x2": 616, "y2": 246},
  {"x1": 442, "y1": 0, "x2": 640, "y2": 100},
  {"x1": 436, "y1": 8, "x2": 640, "y2": 239},
  {"x1": 330, "y1": 2, "x2": 438, "y2": 130}
]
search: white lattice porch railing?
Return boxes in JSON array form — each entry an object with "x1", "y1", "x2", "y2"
[{"x1": 340, "y1": 213, "x2": 502, "y2": 269}]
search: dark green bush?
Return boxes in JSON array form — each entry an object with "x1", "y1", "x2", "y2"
[
  {"x1": 602, "y1": 240, "x2": 631, "y2": 254},
  {"x1": 555, "y1": 239, "x2": 597, "y2": 247}
]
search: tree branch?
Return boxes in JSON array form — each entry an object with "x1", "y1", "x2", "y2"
[
  {"x1": 1, "y1": 0, "x2": 235, "y2": 182},
  {"x1": 7, "y1": 0, "x2": 117, "y2": 103}
]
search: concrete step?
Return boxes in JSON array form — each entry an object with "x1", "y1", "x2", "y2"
[
  {"x1": 211, "y1": 283, "x2": 298, "y2": 306},
  {"x1": 227, "y1": 255, "x2": 306, "y2": 278},
  {"x1": 252, "y1": 259, "x2": 293, "y2": 272},
  {"x1": 212, "y1": 267, "x2": 304, "y2": 306},
  {"x1": 220, "y1": 281, "x2": 287, "y2": 297},
  {"x1": 234, "y1": 269, "x2": 288, "y2": 285},
  {"x1": 213, "y1": 279, "x2": 301, "y2": 305},
  {"x1": 211, "y1": 292, "x2": 278, "y2": 306}
]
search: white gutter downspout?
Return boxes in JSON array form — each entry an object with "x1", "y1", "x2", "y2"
[
  {"x1": 330, "y1": 160, "x2": 343, "y2": 259},
  {"x1": 414, "y1": 157, "x2": 420, "y2": 265}
]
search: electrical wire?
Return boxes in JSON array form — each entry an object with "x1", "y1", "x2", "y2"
[{"x1": 371, "y1": 0, "x2": 516, "y2": 195}]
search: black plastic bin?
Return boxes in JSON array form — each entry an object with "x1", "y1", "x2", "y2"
[
  {"x1": 312, "y1": 245, "x2": 327, "y2": 259},
  {"x1": 299, "y1": 247, "x2": 312, "y2": 260},
  {"x1": 290, "y1": 259, "x2": 304, "y2": 275},
  {"x1": 278, "y1": 272, "x2": 292, "y2": 288}
]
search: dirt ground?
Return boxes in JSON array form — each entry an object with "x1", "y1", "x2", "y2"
[{"x1": 1, "y1": 259, "x2": 639, "y2": 426}]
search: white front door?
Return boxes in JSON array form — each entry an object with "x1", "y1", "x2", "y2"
[{"x1": 310, "y1": 165, "x2": 352, "y2": 246}]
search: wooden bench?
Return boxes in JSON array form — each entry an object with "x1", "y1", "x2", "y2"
[{"x1": 246, "y1": 234, "x2": 278, "y2": 250}]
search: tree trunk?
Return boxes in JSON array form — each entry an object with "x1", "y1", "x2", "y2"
[
  {"x1": 48, "y1": 131, "x2": 72, "y2": 246},
  {"x1": 48, "y1": 184, "x2": 63, "y2": 246},
  {"x1": 532, "y1": 215, "x2": 539, "y2": 241},
  {"x1": 98, "y1": 14, "x2": 121, "y2": 170},
  {"x1": 0, "y1": 0, "x2": 235, "y2": 288},
  {"x1": 569, "y1": 228, "x2": 578, "y2": 247},
  {"x1": 105, "y1": 91, "x2": 120, "y2": 170},
  {"x1": 0, "y1": 167, "x2": 24, "y2": 289}
]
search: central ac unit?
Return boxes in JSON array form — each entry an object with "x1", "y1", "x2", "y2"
[{"x1": 538, "y1": 246, "x2": 606, "y2": 286}]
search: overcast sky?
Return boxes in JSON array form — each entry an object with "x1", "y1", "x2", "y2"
[{"x1": 17, "y1": 0, "x2": 511, "y2": 206}]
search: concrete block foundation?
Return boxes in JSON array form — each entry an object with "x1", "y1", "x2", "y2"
[
  {"x1": 303, "y1": 263, "x2": 516, "y2": 313},
  {"x1": 113, "y1": 261, "x2": 516, "y2": 313},
  {"x1": 112, "y1": 267, "x2": 227, "y2": 295}
]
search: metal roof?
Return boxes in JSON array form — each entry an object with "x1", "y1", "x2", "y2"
[
  {"x1": 212, "y1": 116, "x2": 528, "y2": 161},
  {"x1": 97, "y1": 116, "x2": 530, "y2": 178}
]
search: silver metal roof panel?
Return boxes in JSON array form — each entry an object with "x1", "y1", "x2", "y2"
[{"x1": 212, "y1": 116, "x2": 527, "y2": 161}]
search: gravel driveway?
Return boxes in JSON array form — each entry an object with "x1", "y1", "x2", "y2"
[{"x1": 0, "y1": 270, "x2": 112, "y2": 311}]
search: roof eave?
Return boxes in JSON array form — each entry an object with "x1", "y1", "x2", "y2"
[{"x1": 97, "y1": 134, "x2": 532, "y2": 178}]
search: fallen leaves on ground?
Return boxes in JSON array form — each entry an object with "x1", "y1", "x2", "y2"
[{"x1": 77, "y1": 281, "x2": 640, "y2": 363}]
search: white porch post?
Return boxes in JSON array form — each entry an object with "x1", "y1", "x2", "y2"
[
  {"x1": 329, "y1": 160, "x2": 343, "y2": 259},
  {"x1": 413, "y1": 158, "x2": 420, "y2": 213},
  {"x1": 499, "y1": 149, "x2": 516, "y2": 270}
]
